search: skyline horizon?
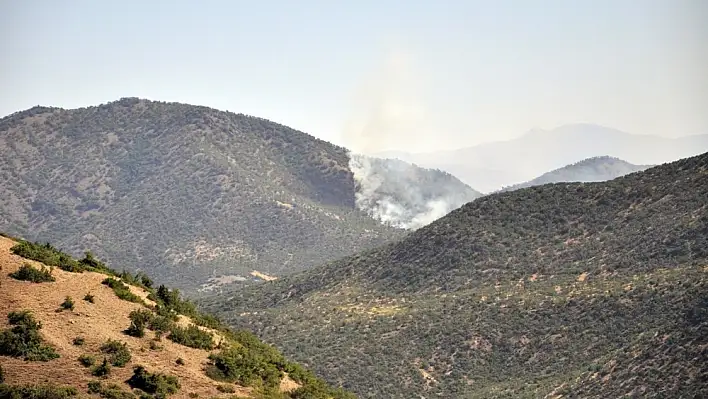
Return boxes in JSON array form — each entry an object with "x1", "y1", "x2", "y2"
[
  {"x1": 2, "y1": 96, "x2": 705, "y2": 155},
  {"x1": 3, "y1": 1, "x2": 706, "y2": 153}
]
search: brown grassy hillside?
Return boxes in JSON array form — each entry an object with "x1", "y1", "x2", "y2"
[{"x1": 0, "y1": 235, "x2": 355, "y2": 399}]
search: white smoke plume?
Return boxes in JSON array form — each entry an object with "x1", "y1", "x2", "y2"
[
  {"x1": 343, "y1": 48, "x2": 480, "y2": 229},
  {"x1": 349, "y1": 154, "x2": 481, "y2": 230}
]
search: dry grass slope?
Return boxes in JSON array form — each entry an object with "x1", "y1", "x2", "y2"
[
  {"x1": 0, "y1": 235, "x2": 355, "y2": 399},
  {"x1": 0, "y1": 236, "x2": 252, "y2": 398}
]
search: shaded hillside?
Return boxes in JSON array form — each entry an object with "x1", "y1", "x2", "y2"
[
  {"x1": 350, "y1": 155, "x2": 482, "y2": 229},
  {"x1": 0, "y1": 98, "x2": 402, "y2": 291},
  {"x1": 200, "y1": 153, "x2": 708, "y2": 398},
  {"x1": 500, "y1": 155, "x2": 652, "y2": 192},
  {"x1": 380, "y1": 124, "x2": 708, "y2": 192},
  {"x1": 0, "y1": 235, "x2": 356, "y2": 399}
]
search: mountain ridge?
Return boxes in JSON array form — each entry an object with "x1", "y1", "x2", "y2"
[
  {"x1": 0, "y1": 98, "x2": 408, "y2": 291},
  {"x1": 499, "y1": 155, "x2": 653, "y2": 192},
  {"x1": 200, "y1": 152, "x2": 708, "y2": 398},
  {"x1": 377, "y1": 124, "x2": 708, "y2": 192}
]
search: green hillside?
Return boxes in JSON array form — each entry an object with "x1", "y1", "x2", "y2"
[
  {"x1": 0, "y1": 98, "x2": 403, "y2": 291},
  {"x1": 200, "y1": 153, "x2": 708, "y2": 398}
]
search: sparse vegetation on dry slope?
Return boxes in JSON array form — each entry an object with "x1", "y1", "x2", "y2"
[{"x1": 0, "y1": 235, "x2": 356, "y2": 398}]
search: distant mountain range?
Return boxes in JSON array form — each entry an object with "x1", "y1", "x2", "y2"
[
  {"x1": 378, "y1": 124, "x2": 708, "y2": 192},
  {"x1": 499, "y1": 155, "x2": 653, "y2": 192},
  {"x1": 201, "y1": 152, "x2": 708, "y2": 398}
]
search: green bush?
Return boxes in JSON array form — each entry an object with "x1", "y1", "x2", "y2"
[
  {"x1": 216, "y1": 385, "x2": 235, "y2": 394},
  {"x1": 154, "y1": 285, "x2": 196, "y2": 316},
  {"x1": 126, "y1": 365, "x2": 180, "y2": 398},
  {"x1": 92, "y1": 358, "x2": 111, "y2": 377},
  {"x1": 84, "y1": 293, "x2": 95, "y2": 303},
  {"x1": 206, "y1": 345, "x2": 282, "y2": 388},
  {"x1": 0, "y1": 310, "x2": 59, "y2": 361},
  {"x1": 92, "y1": 382, "x2": 137, "y2": 399},
  {"x1": 176, "y1": 358, "x2": 185, "y2": 366},
  {"x1": 88, "y1": 381, "x2": 103, "y2": 394},
  {"x1": 73, "y1": 336, "x2": 85, "y2": 346},
  {"x1": 167, "y1": 325, "x2": 214, "y2": 350},
  {"x1": 10, "y1": 241, "x2": 83, "y2": 273},
  {"x1": 9, "y1": 263, "x2": 55, "y2": 283},
  {"x1": 79, "y1": 354, "x2": 95, "y2": 367},
  {"x1": 102, "y1": 278, "x2": 143, "y2": 304},
  {"x1": 59, "y1": 296, "x2": 75, "y2": 311},
  {"x1": 0, "y1": 383, "x2": 78, "y2": 399},
  {"x1": 0, "y1": 363, "x2": 4, "y2": 383},
  {"x1": 148, "y1": 315, "x2": 174, "y2": 333},
  {"x1": 125, "y1": 309, "x2": 153, "y2": 338},
  {"x1": 100, "y1": 339, "x2": 131, "y2": 367}
]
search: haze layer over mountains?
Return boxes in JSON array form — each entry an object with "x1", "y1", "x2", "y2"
[{"x1": 378, "y1": 124, "x2": 708, "y2": 193}]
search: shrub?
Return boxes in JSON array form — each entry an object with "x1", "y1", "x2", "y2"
[
  {"x1": 100, "y1": 339, "x2": 131, "y2": 367},
  {"x1": 125, "y1": 310, "x2": 153, "y2": 338},
  {"x1": 167, "y1": 325, "x2": 214, "y2": 350},
  {"x1": 0, "y1": 310, "x2": 59, "y2": 361},
  {"x1": 192, "y1": 313, "x2": 222, "y2": 330},
  {"x1": 126, "y1": 365, "x2": 180, "y2": 398},
  {"x1": 73, "y1": 336, "x2": 85, "y2": 346},
  {"x1": 0, "y1": 363, "x2": 3, "y2": 383},
  {"x1": 148, "y1": 314, "x2": 174, "y2": 333},
  {"x1": 59, "y1": 296, "x2": 75, "y2": 311},
  {"x1": 10, "y1": 241, "x2": 83, "y2": 273},
  {"x1": 84, "y1": 293, "x2": 95, "y2": 303},
  {"x1": 154, "y1": 285, "x2": 196, "y2": 316},
  {"x1": 0, "y1": 383, "x2": 78, "y2": 398},
  {"x1": 93, "y1": 383, "x2": 137, "y2": 399},
  {"x1": 149, "y1": 341, "x2": 162, "y2": 351},
  {"x1": 88, "y1": 381, "x2": 103, "y2": 394},
  {"x1": 206, "y1": 345, "x2": 282, "y2": 388},
  {"x1": 216, "y1": 385, "x2": 235, "y2": 394},
  {"x1": 176, "y1": 358, "x2": 185, "y2": 366},
  {"x1": 92, "y1": 358, "x2": 111, "y2": 377},
  {"x1": 9, "y1": 263, "x2": 55, "y2": 283},
  {"x1": 102, "y1": 278, "x2": 143, "y2": 304},
  {"x1": 79, "y1": 353, "x2": 96, "y2": 367},
  {"x1": 78, "y1": 251, "x2": 114, "y2": 273}
]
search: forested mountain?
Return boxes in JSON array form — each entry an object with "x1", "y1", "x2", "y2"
[
  {"x1": 201, "y1": 152, "x2": 708, "y2": 398},
  {"x1": 0, "y1": 98, "x2": 403, "y2": 291}
]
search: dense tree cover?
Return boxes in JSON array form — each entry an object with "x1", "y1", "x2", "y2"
[
  {"x1": 0, "y1": 98, "x2": 402, "y2": 291},
  {"x1": 201, "y1": 152, "x2": 708, "y2": 398}
]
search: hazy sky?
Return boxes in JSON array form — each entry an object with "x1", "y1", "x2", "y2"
[{"x1": 1, "y1": 0, "x2": 706, "y2": 152}]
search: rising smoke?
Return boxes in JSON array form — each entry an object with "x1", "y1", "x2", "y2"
[
  {"x1": 343, "y1": 48, "x2": 479, "y2": 229},
  {"x1": 349, "y1": 153, "x2": 481, "y2": 230}
]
